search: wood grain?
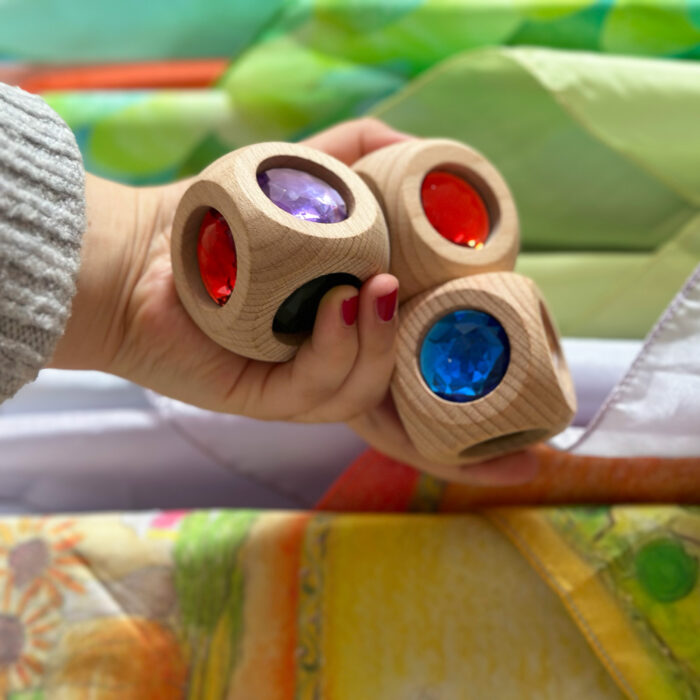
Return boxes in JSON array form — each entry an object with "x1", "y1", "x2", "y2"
[
  {"x1": 392, "y1": 272, "x2": 577, "y2": 468},
  {"x1": 171, "y1": 142, "x2": 390, "y2": 361},
  {"x1": 354, "y1": 139, "x2": 520, "y2": 302}
]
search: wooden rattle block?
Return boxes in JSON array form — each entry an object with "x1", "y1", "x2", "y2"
[
  {"x1": 392, "y1": 272, "x2": 577, "y2": 474},
  {"x1": 353, "y1": 138, "x2": 519, "y2": 302},
  {"x1": 171, "y1": 142, "x2": 389, "y2": 361}
]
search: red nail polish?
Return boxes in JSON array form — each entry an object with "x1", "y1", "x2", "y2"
[
  {"x1": 376, "y1": 288, "x2": 398, "y2": 322},
  {"x1": 341, "y1": 295, "x2": 359, "y2": 326}
]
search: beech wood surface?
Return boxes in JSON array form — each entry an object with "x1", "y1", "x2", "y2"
[
  {"x1": 354, "y1": 139, "x2": 519, "y2": 302},
  {"x1": 392, "y1": 272, "x2": 577, "y2": 472},
  {"x1": 171, "y1": 142, "x2": 390, "y2": 361}
]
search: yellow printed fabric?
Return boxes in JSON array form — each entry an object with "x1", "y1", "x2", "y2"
[{"x1": 1, "y1": 508, "x2": 698, "y2": 698}]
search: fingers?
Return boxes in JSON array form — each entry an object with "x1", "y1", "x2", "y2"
[
  {"x1": 454, "y1": 451, "x2": 540, "y2": 487},
  {"x1": 295, "y1": 274, "x2": 399, "y2": 422},
  {"x1": 259, "y1": 274, "x2": 398, "y2": 421},
  {"x1": 254, "y1": 283, "x2": 361, "y2": 418},
  {"x1": 323, "y1": 274, "x2": 399, "y2": 416},
  {"x1": 301, "y1": 117, "x2": 413, "y2": 165},
  {"x1": 280, "y1": 284, "x2": 362, "y2": 413}
]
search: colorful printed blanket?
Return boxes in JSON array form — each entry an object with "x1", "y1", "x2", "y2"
[{"x1": 0, "y1": 505, "x2": 698, "y2": 698}]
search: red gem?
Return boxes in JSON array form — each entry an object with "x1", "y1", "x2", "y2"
[
  {"x1": 420, "y1": 171, "x2": 490, "y2": 247},
  {"x1": 197, "y1": 208, "x2": 237, "y2": 306}
]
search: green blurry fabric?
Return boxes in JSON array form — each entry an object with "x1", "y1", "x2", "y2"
[
  {"x1": 370, "y1": 47, "x2": 700, "y2": 338},
  {"x1": 27, "y1": 1, "x2": 700, "y2": 339},
  {"x1": 44, "y1": 45, "x2": 700, "y2": 338},
  {"x1": 3, "y1": 0, "x2": 700, "y2": 63}
]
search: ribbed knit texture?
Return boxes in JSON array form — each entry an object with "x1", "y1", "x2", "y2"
[{"x1": 0, "y1": 84, "x2": 85, "y2": 402}]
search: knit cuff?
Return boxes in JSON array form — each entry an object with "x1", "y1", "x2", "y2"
[{"x1": 0, "y1": 84, "x2": 86, "y2": 402}]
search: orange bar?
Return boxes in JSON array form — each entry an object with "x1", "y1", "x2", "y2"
[
  {"x1": 316, "y1": 450, "x2": 421, "y2": 512},
  {"x1": 440, "y1": 445, "x2": 700, "y2": 509},
  {"x1": 318, "y1": 444, "x2": 700, "y2": 512},
  {"x1": 15, "y1": 59, "x2": 229, "y2": 92}
]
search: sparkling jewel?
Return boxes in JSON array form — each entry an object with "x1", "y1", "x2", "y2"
[
  {"x1": 421, "y1": 171, "x2": 490, "y2": 247},
  {"x1": 197, "y1": 208, "x2": 237, "y2": 306},
  {"x1": 420, "y1": 309, "x2": 509, "y2": 402},
  {"x1": 257, "y1": 168, "x2": 347, "y2": 223}
]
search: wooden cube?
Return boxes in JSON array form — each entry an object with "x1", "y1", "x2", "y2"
[
  {"x1": 392, "y1": 272, "x2": 577, "y2": 475},
  {"x1": 171, "y1": 142, "x2": 389, "y2": 361},
  {"x1": 354, "y1": 138, "x2": 519, "y2": 302}
]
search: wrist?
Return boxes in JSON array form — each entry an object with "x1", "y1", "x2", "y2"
[{"x1": 49, "y1": 174, "x2": 140, "y2": 373}]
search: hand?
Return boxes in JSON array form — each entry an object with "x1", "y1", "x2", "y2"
[
  {"x1": 304, "y1": 122, "x2": 538, "y2": 485},
  {"x1": 51, "y1": 117, "x2": 537, "y2": 486},
  {"x1": 50, "y1": 118, "x2": 406, "y2": 424}
]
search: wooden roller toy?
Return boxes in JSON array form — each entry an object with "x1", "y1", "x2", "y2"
[
  {"x1": 171, "y1": 142, "x2": 389, "y2": 361},
  {"x1": 393, "y1": 273, "x2": 577, "y2": 468},
  {"x1": 353, "y1": 138, "x2": 519, "y2": 301},
  {"x1": 354, "y1": 139, "x2": 576, "y2": 467}
]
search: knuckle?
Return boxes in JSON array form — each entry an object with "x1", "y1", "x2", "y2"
[
  {"x1": 339, "y1": 116, "x2": 381, "y2": 134},
  {"x1": 364, "y1": 330, "x2": 398, "y2": 356},
  {"x1": 297, "y1": 372, "x2": 342, "y2": 407},
  {"x1": 355, "y1": 116, "x2": 384, "y2": 131},
  {"x1": 345, "y1": 387, "x2": 386, "y2": 419}
]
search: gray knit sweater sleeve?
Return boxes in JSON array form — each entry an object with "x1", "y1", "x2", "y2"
[{"x1": 0, "y1": 84, "x2": 86, "y2": 402}]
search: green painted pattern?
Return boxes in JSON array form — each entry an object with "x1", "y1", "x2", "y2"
[
  {"x1": 635, "y1": 538, "x2": 698, "y2": 603},
  {"x1": 173, "y1": 510, "x2": 258, "y2": 698},
  {"x1": 546, "y1": 507, "x2": 700, "y2": 697}
]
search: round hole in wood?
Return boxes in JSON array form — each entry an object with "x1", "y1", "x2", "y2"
[
  {"x1": 459, "y1": 428, "x2": 550, "y2": 461},
  {"x1": 273, "y1": 273, "x2": 362, "y2": 335}
]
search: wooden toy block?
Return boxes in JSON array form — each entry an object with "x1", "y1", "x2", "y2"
[
  {"x1": 171, "y1": 142, "x2": 389, "y2": 361},
  {"x1": 353, "y1": 138, "x2": 519, "y2": 302},
  {"x1": 391, "y1": 272, "x2": 577, "y2": 473}
]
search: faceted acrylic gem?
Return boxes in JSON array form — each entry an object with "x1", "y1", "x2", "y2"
[
  {"x1": 257, "y1": 168, "x2": 348, "y2": 223},
  {"x1": 197, "y1": 208, "x2": 237, "y2": 306},
  {"x1": 421, "y1": 171, "x2": 490, "y2": 247},
  {"x1": 420, "y1": 309, "x2": 510, "y2": 402}
]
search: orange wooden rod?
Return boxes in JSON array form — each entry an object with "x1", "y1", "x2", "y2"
[
  {"x1": 17, "y1": 59, "x2": 229, "y2": 92},
  {"x1": 440, "y1": 445, "x2": 700, "y2": 509},
  {"x1": 316, "y1": 445, "x2": 700, "y2": 511}
]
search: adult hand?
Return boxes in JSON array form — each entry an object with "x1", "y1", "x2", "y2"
[
  {"x1": 51, "y1": 117, "x2": 537, "y2": 486},
  {"x1": 50, "y1": 119, "x2": 407, "y2": 424}
]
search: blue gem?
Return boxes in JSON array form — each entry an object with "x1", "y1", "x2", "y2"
[{"x1": 419, "y1": 310, "x2": 510, "y2": 402}]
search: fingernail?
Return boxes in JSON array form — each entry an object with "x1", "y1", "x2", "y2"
[
  {"x1": 376, "y1": 288, "x2": 398, "y2": 322},
  {"x1": 341, "y1": 295, "x2": 359, "y2": 326}
]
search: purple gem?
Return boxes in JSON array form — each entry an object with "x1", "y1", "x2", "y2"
[{"x1": 257, "y1": 168, "x2": 348, "y2": 223}]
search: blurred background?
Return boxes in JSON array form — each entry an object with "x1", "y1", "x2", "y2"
[
  {"x1": 1, "y1": 0, "x2": 699, "y2": 511},
  {"x1": 3, "y1": 0, "x2": 699, "y2": 339}
]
